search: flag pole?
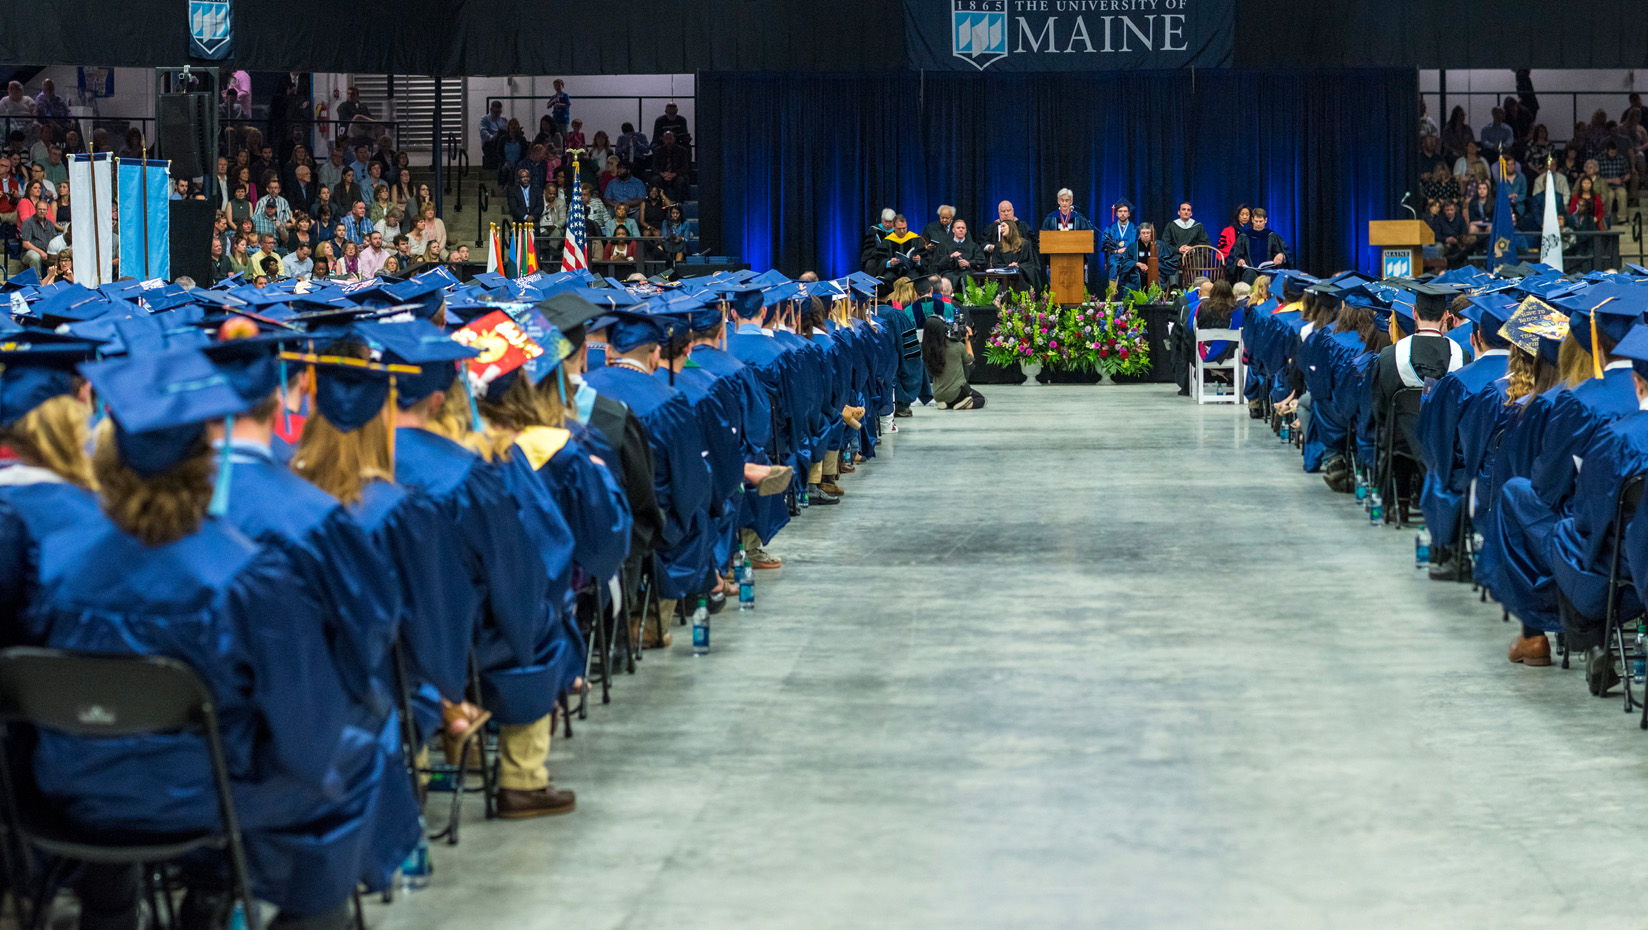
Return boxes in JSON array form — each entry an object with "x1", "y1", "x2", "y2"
[
  {"x1": 88, "y1": 155, "x2": 106, "y2": 286},
  {"x1": 138, "y1": 144, "x2": 151, "y2": 279}
]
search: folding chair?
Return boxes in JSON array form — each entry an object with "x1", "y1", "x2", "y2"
[
  {"x1": 1598, "y1": 473, "x2": 1646, "y2": 714},
  {"x1": 1378, "y1": 387, "x2": 1425, "y2": 527},
  {"x1": 1189, "y1": 328, "x2": 1244, "y2": 405},
  {"x1": 0, "y1": 647, "x2": 261, "y2": 930}
]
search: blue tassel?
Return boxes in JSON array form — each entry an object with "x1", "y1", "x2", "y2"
[
  {"x1": 278, "y1": 356, "x2": 291, "y2": 435},
  {"x1": 468, "y1": 385, "x2": 485, "y2": 433},
  {"x1": 556, "y1": 370, "x2": 566, "y2": 405},
  {"x1": 208, "y1": 416, "x2": 234, "y2": 517}
]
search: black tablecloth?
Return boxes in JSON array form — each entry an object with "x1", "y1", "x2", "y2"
[{"x1": 962, "y1": 305, "x2": 1025, "y2": 384}]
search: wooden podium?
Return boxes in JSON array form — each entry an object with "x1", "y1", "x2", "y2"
[
  {"x1": 1040, "y1": 229, "x2": 1094, "y2": 305},
  {"x1": 1368, "y1": 220, "x2": 1435, "y2": 278}
]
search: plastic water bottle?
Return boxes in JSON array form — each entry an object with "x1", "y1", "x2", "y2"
[
  {"x1": 1472, "y1": 532, "x2": 1485, "y2": 569},
  {"x1": 228, "y1": 902, "x2": 249, "y2": 930},
  {"x1": 1634, "y1": 625, "x2": 1646, "y2": 684},
  {"x1": 799, "y1": 486, "x2": 810, "y2": 509},
  {"x1": 1354, "y1": 470, "x2": 1368, "y2": 502},
  {"x1": 691, "y1": 597, "x2": 710, "y2": 655},
  {"x1": 1279, "y1": 420, "x2": 1290, "y2": 443},
  {"x1": 1415, "y1": 527, "x2": 1430, "y2": 570},
  {"x1": 738, "y1": 554, "x2": 755, "y2": 612},
  {"x1": 400, "y1": 823, "x2": 432, "y2": 891},
  {"x1": 1369, "y1": 492, "x2": 1383, "y2": 525}
]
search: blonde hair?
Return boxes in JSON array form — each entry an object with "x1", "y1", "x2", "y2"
[
  {"x1": 410, "y1": 372, "x2": 497, "y2": 460},
  {"x1": 91, "y1": 419, "x2": 213, "y2": 546},
  {"x1": 889, "y1": 278, "x2": 915, "y2": 306},
  {"x1": 1503, "y1": 345, "x2": 1536, "y2": 405},
  {"x1": 1250, "y1": 275, "x2": 1271, "y2": 304},
  {"x1": 475, "y1": 370, "x2": 571, "y2": 459},
  {"x1": 1558, "y1": 332, "x2": 1592, "y2": 387},
  {"x1": 0, "y1": 395, "x2": 95, "y2": 489},
  {"x1": 291, "y1": 407, "x2": 394, "y2": 505}
]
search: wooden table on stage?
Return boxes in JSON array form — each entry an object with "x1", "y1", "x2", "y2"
[{"x1": 1041, "y1": 228, "x2": 1094, "y2": 305}]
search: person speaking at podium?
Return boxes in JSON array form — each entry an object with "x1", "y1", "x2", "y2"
[{"x1": 1041, "y1": 188, "x2": 1093, "y2": 232}]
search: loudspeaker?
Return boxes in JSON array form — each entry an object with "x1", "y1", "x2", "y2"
[
  {"x1": 156, "y1": 93, "x2": 213, "y2": 179},
  {"x1": 169, "y1": 199, "x2": 216, "y2": 285}
]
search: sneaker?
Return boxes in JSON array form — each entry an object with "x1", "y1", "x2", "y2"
[
  {"x1": 748, "y1": 547, "x2": 783, "y2": 569},
  {"x1": 808, "y1": 484, "x2": 841, "y2": 505},
  {"x1": 894, "y1": 407, "x2": 913, "y2": 418},
  {"x1": 936, "y1": 401, "x2": 949, "y2": 410},
  {"x1": 953, "y1": 395, "x2": 973, "y2": 410}
]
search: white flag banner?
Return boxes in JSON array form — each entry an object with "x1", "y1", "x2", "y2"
[
  {"x1": 1539, "y1": 178, "x2": 1564, "y2": 272},
  {"x1": 68, "y1": 153, "x2": 115, "y2": 287}
]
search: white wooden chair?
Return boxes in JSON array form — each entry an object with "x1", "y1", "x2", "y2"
[{"x1": 1190, "y1": 327, "x2": 1244, "y2": 405}]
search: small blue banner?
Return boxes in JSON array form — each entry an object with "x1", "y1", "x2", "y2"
[
  {"x1": 118, "y1": 159, "x2": 171, "y2": 282},
  {"x1": 190, "y1": 0, "x2": 232, "y2": 60}
]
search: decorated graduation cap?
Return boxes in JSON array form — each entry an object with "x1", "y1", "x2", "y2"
[
  {"x1": 79, "y1": 347, "x2": 251, "y2": 479},
  {"x1": 359, "y1": 318, "x2": 480, "y2": 409},
  {"x1": 1498, "y1": 296, "x2": 1569, "y2": 363},
  {"x1": 0, "y1": 339, "x2": 101, "y2": 427},
  {"x1": 451, "y1": 306, "x2": 572, "y2": 403}
]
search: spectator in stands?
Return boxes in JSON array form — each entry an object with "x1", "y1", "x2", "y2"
[
  {"x1": 373, "y1": 135, "x2": 398, "y2": 182},
  {"x1": 42, "y1": 145, "x2": 65, "y2": 186},
  {"x1": 1452, "y1": 140, "x2": 1490, "y2": 189},
  {"x1": 661, "y1": 204, "x2": 689, "y2": 263},
  {"x1": 1419, "y1": 100, "x2": 1438, "y2": 139},
  {"x1": 40, "y1": 248, "x2": 71, "y2": 284},
  {"x1": 375, "y1": 208, "x2": 405, "y2": 243},
  {"x1": 333, "y1": 166, "x2": 363, "y2": 208},
  {"x1": 447, "y1": 244, "x2": 470, "y2": 268},
  {"x1": 418, "y1": 204, "x2": 447, "y2": 257},
  {"x1": 617, "y1": 122, "x2": 650, "y2": 169},
  {"x1": 523, "y1": 144, "x2": 551, "y2": 191},
  {"x1": 310, "y1": 184, "x2": 338, "y2": 232},
  {"x1": 1524, "y1": 124, "x2": 1555, "y2": 175},
  {"x1": 640, "y1": 184, "x2": 669, "y2": 236},
  {"x1": 391, "y1": 166, "x2": 415, "y2": 209},
  {"x1": 651, "y1": 131, "x2": 690, "y2": 202},
  {"x1": 281, "y1": 241, "x2": 314, "y2": 280},
  {"x1": 206, "y1": 236, "x2": 232, "y2": 284},
  {"x1": 654, "y1": 103, "x2": 691, "y2": 148},
  {"x1": 32, "y1": 78, "x2": 68, "y2": 119},
  {"x1": 413, "y1": 182, "x2": 435, "y2": 218},
  {"x1": 344, "y1": 143, "x2": 370, "y2": 189},
  {"x1": 1479, "y1": 108, "x2": 1515, "y2": 156},
  {"x1": 480, "y1": 100, "x2": 508, "y2": 167},
  {"x1": 1421, "y1": 161, "x2": 1460, "y2": 209},
  {"x1": 605, "y1": 226, "x2": 637, "y2": 265},
  {"x1": 367, "y1": 183, "x2": 392, "y2": 224},
  {"x1": 548, "y1": 80, "x2": 572, "y2": 136},
  {"x1": 358, "y1": 230, "x2": 390, "y2": 278},
  {"x1": 564, "y1": 119, "x2": 587, "y2": 151},
  {"x1": 532, "y1": 116, "x2": 559, "y2": 148},
  {"x1": 19, "y1": 199, "x2": 55, "y2": 273},
  {"x1": 605, "y1": 202, "x2": 640, "y2": 239},
  {"x1": 1215, "y1": 204, "x2": 1249, "y2": 262},
  {"x1": 220, "y1": 87, "x2": 248, "y2": 120},
  {"x1": 287, "y1": 164, "x2": 318, "y2": 215},
  {"x1": 1429, "y1": 200, "x2": 1470, "y2": 267},
  {"x1": 1418, "y1": 133, "x2": 1443, "y2": 174},
  {"x1": 363, "y1": 161, "x2": 388, "y2": 205},
  {"x1": 225, "y1": 183, "x2": 251, "y2": 225},
  {"x1": 0, "y1": 81, "x2": 34, "y2": 118},
  {"x1": 598, "y1": 156, "x2": 620, "y2": 194},
  {"x1": 252, "y1": 200, "x2": 286, "y2": 249},
  {"x1": 1570, "y1": 174, "x2": 1606, "y2": 230},
  {"x1": 603, "y1": 161, "x2": 646, "y2": 216},
  {"x1": 343, "y1": 200, "x2": 373, "y2": 244},
  {"x1": 338, "y1": 86, "x2": 371, "y2": 125},
  {"x1": 582, "y1": 180, "x2": 613, "y2": 233},
  {"x1": 319, "y1": 147, "x2": 345, "y2": 189},
  {"x1": 406, "y1": 217, "x2": 433, "y2": 259},
  {"x1": 1440, "y1": 106, "x2": 1473, "y2": 161},
  {"x1": 15, "y1": 178, "x2": 50, "y2": 225},
  {"x1": 1594, "y1": 140, "x2": 1629, "y2": 222},
  {"x1": 497, "y1": 119, "x2": 527, "y2": 187},
  {"x1": 587, "y1": 131, "x2": 614, "y2": 167},
  {"x1": 507, "y1": 167, "x2": 543, "y2": 227},
  {"x1": 255, "y1": 179, "x2": 292, "y2": 224},
  {"x1": 249, "y1": 232, "x2": 281, "y2": 277},
  {"x1": 540, "y1": 180, "x2": 567, "y2": 239},
  {"x1": 337, "y1": 239, "x2": 361, "y2": 278}
]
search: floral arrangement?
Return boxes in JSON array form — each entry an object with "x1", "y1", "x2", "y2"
[{"x1": 984, "y1": 291, "x2": 1151, "y2": 376}]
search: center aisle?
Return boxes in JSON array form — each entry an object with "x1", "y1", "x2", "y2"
[{"x1": 373, "y1": 384, "x2": 1648, "y2": 929}]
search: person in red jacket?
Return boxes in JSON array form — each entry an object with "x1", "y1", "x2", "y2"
[{"x1": 1216, "y1": 203, "x2": 1251, "y2": 262}]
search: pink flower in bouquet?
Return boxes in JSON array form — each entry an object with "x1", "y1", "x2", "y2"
[
  {"x1": 1050, "y1": 340, "x2": 1059, "y2": 349},
  {"x1": 1119, "y1": 347, "x2": 1130, "y2": 359}
]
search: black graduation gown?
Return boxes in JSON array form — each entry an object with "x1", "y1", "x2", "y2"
[
  {"x1": 935, "y1": 237, "x2": 986, "y2": 290},
  {"x1": 1372, "y1": 332, "x2": 1474, "y2": 457}
]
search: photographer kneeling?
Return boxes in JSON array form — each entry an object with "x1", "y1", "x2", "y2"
[{"x1": 922, "y1": 315, "x2": 985, "y2": 410}]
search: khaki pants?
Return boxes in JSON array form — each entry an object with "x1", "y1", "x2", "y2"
[
  {"x1": 823, "y1": 450, "x2": 840, "y2": 477},
  {"x1": 808, "y1": 462, "x2": 824, "y2": 483},
  {"x1": 1602, "y1": 183, "x2": 1628, "y2": 220},
  {"x1": 497, "y1": 716, "x2": 551, "y2": 791},
  {"x1": 741, "y1": 527, "x2": 767, "y2": 549}
]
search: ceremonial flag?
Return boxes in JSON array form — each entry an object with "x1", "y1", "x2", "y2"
[
  {"x1": 524, "y1": 226, "x2": 539, "y2": 274},
  {"x1": 1490, "y1": 158, "x2": 1516, "y2": 272},
  {"x1": 561, "y1": 161, "x2": 588, "y2": 272},
  {"x1": 515, "y1": 223, "x2": 527, "y2": 277},
  {"x1": 1539, "y1": 172, "x2": 1564, "y2": 272},
  {"x1": 118, "y1": 158, "x2": 171, "y2": 282},
  {"x1": 68, "y1": 153, "x2": 114, "y2": 287},
  {"x1": 486, "y1": 223, "x2": 502, "y2": 274}
]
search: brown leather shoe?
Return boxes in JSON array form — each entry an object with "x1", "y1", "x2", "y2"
[
  {"x1": 1509, "y1": 634, "x2": 1552, "y2": 666},
  {"x1": 497, "y1": 785, "x2": 576, "y2": 819},
  {"x1": 819, "y1": 480, "x2": 845, "y2": 496}
]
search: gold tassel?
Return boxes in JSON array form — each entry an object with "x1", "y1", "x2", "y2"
[
  {"x1": 387, "y1": 375, "x2": 398, "y2": 470},
  {"x1": 1590, "y1": 297, "x2": 1614, "y2": 379}
]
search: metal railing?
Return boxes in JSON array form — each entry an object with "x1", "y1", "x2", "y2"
[
  {"x1": 1, "y1": 114, "x2": 401, "y2": 171},
  {"x1": 481, "y1": 95, "x2": 693, "y2": 149},
  {"x1": 1423, "y1": 86, "x2": 1643, "y2": 151}
]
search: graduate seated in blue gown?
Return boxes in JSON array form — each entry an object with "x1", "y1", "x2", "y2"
[
  {"x1": 391, "y1": 346, "x2": 579, "y2": 820},
  {"x1": 42, "y1": 347, "x2": 418, "y2": 929}
]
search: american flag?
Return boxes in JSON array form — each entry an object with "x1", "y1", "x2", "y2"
[{"x1": 561, "y1": 171, "x2": 587, "y2": 272}]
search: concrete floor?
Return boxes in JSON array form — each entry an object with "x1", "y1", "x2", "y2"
[{"x1": 370, "y1": 384, "x2": 1648, "y2": 930}]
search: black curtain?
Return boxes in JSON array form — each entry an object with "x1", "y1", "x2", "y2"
[{"x1": 700, "y1": 70, "x2": 1417, "y2": 279}]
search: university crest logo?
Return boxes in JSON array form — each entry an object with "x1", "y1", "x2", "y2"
[
  {"x1": 190, "y1": 0, "x2": 232, "y2": 58},
  {"x1": 953, "y1": 0, "x2": 1008, "y2": 71}
]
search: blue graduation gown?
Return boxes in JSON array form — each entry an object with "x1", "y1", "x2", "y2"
[
  {"x1": 394, "y1": 427, "x2": 561, "y2": 724},
  {"x1": 0, "y1": 475, "x2": 102, "y2": 643},
  {"x1": 582, "y1": 365, "x2": 714, "y2": 599},
  {"x1": 28, "y1": 512, "x2": 418, "y2": 916},
  {"x1": 1101, "y1": 221, "x2": 1140, "y2": 293},
  {"x1": 671, "y1": 362, "x2": 746, "y2": 572},
  {"x1": 1415, "y1": 350, "x2": 1510, "y2": 546},
  {"x1": 696, "y1": 342, "x2": 792, "y2": 543},
  {"x1": 1548, "y1": 411, "x2": 1648, "y2": 620},
  {"x1": 518, "y1": 425, "x2": 632, "y2": 584}
]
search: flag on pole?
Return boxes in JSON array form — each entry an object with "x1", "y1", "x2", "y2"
[
  {"x1": 561, "y1": 160, "x2": 588, "y2": 272},
  {"x1": 68, "y1": 153, "x2": 115, "y2": 287},
  {"x1": 118, "y1": 158, "x2": 171, "y2": 282},
  {"x1": 486, "y1": 223, "x2": 502, "y2": 274},
  {"x1": 1539, "y1": 167, "x2": 1564, "y2": 272},
  {"x1": 515, "y1": 223, "x2": 526, "y2": 277},
  {"x1": 1490, "y1": 157, "x2": 1517, "y2": 272},
  {"x1": 524, "y1": 225, "x2": 539, "y2": 274}
]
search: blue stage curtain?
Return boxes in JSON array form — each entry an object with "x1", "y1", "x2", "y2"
[{"x1": 699, "y1": 69, "x2": 1417, "y2": 279}]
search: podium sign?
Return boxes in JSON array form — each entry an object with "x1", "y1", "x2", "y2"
[
  {"x1": 1382, "y1": 249, "x2": 1416, "y2": 278},
  {"x1": 1039, "y1": 228, "x2": 1094, "y2": 306}
]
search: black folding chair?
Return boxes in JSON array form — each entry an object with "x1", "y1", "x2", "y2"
[
  {"x1": 1600, "y1": 474, "x2": 1647, "y2": 714},
  {"x1": 0, "y1": 647, "x2": 261, "y2": 930}
]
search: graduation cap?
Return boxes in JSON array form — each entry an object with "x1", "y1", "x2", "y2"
[
  {"x1": 1607, "y1": 322, "x2": 1648, "y2": 380},
  {"x1": 1498, "y1": 296, "x2": 1570, "y2": 361},
  {"x1": 201, "y1": 329, "x2": 308, "y2": 406},
  {"x1": 1465, "y1": 293, "x2": 1518, "y2": 336},
  {"x1": 1267, "y1": 268, "x2": 1318, "y2": 298},
  {"x1": 355, "y1": 319, "x2": 480, "y2": 409},
  {"x1": 0, "y1": 339, "x2": 100, "y2": 427},
  {"x1": 762, "y1": 282, "x2": 803, "y2": 308},
  {"x1": 24, "y1": 288, "x2": 113, "y2": 327},
  {"x1": 79, "y1": 348, "x2": 251, "y2": 479},
  {"x1": 279, "y1": 344, "x2": 421, "y2": 433},
  {"x1": 468, "y1": 271, "x2": 511, "y2": 291},
  {"x1": 1393, "y1": 280, "x2": 1457, "y2": 319},
  {"x1": 538, "y1": 291, "x2": 606, "y2": 335},
  {"x1": 599, "y1": 309, "x2": 683, "y2": 353},
  {"x1": 1, "y1": 268, "x2": 40, "y2": 293},
  {"x1": 747, "y1": 269, "x2": 792, "y2": 288}
]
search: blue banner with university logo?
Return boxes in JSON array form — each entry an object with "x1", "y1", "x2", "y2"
[
  {"x1": 189, "y1": 0, "x2": 232, "y2": 60},
  {"x1": 905, "y1": 0, "x2": 1233, "y2": 71}
]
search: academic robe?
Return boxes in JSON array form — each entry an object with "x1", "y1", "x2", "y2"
[
  {"x1": 1371, "y1": 332, "x2": 1473, "y2": 458},
  {"x1": 934, "y1": 236, "x2": 986, "y2": 292},
  {"x1": 1415, "y1": 350, "x2": 1511, "y2": 547},
  {"x1": 27, "y1": 510, "x2": 419, "y2": 915},
  {"x1": 1101, "y1": 220, "x2": 1141, "y2": 295},
  {"x1": 716, "y1": 332, "x2": 795, "y2": 542},
  {"x1": 524, "y1": 425, "x2": 632, "y2": 585},
  {"x1": 582, "y1": 365, "x2": 714, "y2": 599},
  {"x1": 0, "y1": 474, "x2": 101, "y2": 643},
  {"x1": 1161, "y1": 220, "x2": 1211, "y2": 280},
  {"x1": 1546, "y1": 411, "x2": 1648, "y2": 644},
  {"x1": 1229, "y1": 229, "x2": 1293, "y2": 283},
  {"x1": 667, "y1": 362, "x2": 746, "y2": 572},
  {"x1": 394, "y1": 427, "x2": 561, "y2": 725},
  {"x1": 859, "y1": 223, "x2": 896, "y2": 277},
  {"x1": 578, "y1": 384, "x2": 664, "y2": 584}
]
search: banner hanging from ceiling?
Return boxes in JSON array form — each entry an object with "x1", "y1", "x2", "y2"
[{"x1": 905, "y1": 0, "x2": 1234, "y2": 72}]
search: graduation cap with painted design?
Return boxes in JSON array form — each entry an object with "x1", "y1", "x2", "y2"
[{"x1": 1497, "y1": 295, "x2": 1570, "y2": 361}]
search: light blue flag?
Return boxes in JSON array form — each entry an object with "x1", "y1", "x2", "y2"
[{"x1": 118, "y1": 159, "x2": 171, "y2": 282}]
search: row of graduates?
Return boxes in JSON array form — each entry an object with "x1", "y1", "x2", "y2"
[
  {"x1": 0, "y1": 262, "x2": 904, "y2": 928},
  {"x1": 1241, "y1": 259, "x2": 1648, "y2": 690}
]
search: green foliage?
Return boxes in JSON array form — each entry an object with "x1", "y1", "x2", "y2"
[
  {"x1": 984, "y1": 292, "x2": 1151, "y2": 376},
  {"x1": 961, "y1": 277, "x2": 999, "y2": 307}
]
